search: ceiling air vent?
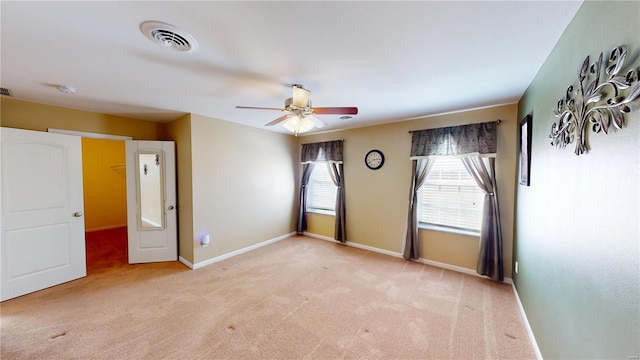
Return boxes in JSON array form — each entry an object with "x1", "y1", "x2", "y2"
[
  {"x1": 140, "y1": 21, "x2": 198, "y2": 52},
  {"x1": 0, "y1": 87, "x2": 13, "y2": 97}
]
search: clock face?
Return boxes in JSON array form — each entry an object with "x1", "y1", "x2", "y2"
[{"x1": 365, "y1": 150, "x2": 384, "y2": 170}]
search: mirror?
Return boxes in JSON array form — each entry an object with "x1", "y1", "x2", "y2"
[{"x1": 136, "y1": 151, "x2": 165, "y2": 230}]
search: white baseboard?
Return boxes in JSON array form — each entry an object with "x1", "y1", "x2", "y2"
[
  {"x1": 346, "y1": 240, "x2": 405, "y2": 258},
  {"x1": 190, "y1": 232, "x2": 295, "y2": 270},
  {"x1": 512, "y1": 283, "x2": 543, "y2": 359},
  {"x1": 418, "y1": 258, "x2": 513, "y2": 284},
  {"x1": 178, "y1": 256, "x2": 194, "y2": 269},
  {"x1": 417, "y1": 258, "x2": 478, "y2": 277},
  {"x1": 303, "y1": 232, "x2": 512, "y2": 284},
  {"x1": 303, "y1": 232, "x2": 404, "y2": 258},
  {"x1": 303, "y1": 232, "x2": 336, "y2": 242}
]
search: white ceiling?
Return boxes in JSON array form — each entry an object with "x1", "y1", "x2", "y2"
[{"x1": 1, "y1": 1, "x2": 583, "y2": 134}]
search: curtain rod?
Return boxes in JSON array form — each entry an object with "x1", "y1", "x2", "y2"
[
  {"x1": 301, "y1": 139, "x2": 344, "y2": 145},
  {"x1": 407, "y1": 119, "x2": 502, "y2": 134}
]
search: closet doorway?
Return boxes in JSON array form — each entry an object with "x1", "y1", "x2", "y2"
[
  {"x1": 81, "y1": 135, "x2": 178, "y2": 272},
  {"x1": 81, "y1": 137, "x2": 129, "y2": 273}
]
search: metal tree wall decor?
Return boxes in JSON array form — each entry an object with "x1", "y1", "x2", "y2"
[{"x1": 550, "y1": 45, "x2": 640, "y2": 155}]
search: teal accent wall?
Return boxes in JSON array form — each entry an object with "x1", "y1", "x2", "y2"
[{"x1": 515, "y1": 1, "x2": 640, "y2": 358}]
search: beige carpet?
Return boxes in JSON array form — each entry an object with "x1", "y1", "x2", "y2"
[{"x1": 1, "y1": 233, "x2": 535, "y2": 359}]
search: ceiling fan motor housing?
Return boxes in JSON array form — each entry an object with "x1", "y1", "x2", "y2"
[{"x1": 284, "y1": 97, "x2": 311, "y2": 112}]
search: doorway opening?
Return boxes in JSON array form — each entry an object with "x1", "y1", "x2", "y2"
[{"x1": 81, "y1": 137, "x2": 129, "y2": 274}]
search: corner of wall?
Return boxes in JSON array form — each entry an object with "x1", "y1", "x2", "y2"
[{"x1": 166, "y1": 113, "x2": 195, "y2": 264}]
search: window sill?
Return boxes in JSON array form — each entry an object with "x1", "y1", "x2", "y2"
[
  {"x1": 307, "y1": 208, "x2": 335, "y2": 216},
  {"x1": 418, "y1": 223, "x2": 480, "y2": 237}
]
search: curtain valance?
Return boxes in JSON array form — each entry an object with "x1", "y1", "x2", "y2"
[
  {"x1": 410, "y1": 122, "x2": 497, "y2": 159},
  {"x1": 301, "y1": 140, "x2": 343, "y2": 163}
]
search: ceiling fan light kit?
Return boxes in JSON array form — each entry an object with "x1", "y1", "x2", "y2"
[
  {"x1": 283, "y1": 115, "x2": 315, "y2": 135},
  {"x1": 236, "y1": 85, "x2": 358, "y2": 135}
]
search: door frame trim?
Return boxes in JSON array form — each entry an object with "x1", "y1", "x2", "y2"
[{"x1": 48, "y1": 128, "x2": 133, "y2": 141}]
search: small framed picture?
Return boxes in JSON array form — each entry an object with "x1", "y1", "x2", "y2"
[{"x1": 519, "y1": 115, "x2": 532, "y2": 186}]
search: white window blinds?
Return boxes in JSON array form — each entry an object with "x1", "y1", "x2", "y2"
[
  {"x1": 419, "y1": 158, "x2": 484, "y2": 232},
  {"x1": 307, "y1": 163, "x2": 337, "y2": 212}
]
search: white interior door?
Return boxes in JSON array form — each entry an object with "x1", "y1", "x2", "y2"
[
  {"x1": 1, "y1": 127, "x2": 86, "y2": 301},
  {"x1": 126, "y1": 141, "x2": 177, "y2": 263}
]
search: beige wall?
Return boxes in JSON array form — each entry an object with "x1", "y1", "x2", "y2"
[
  {"x1": 166, "y1": 114, "x2": 194, "y2": 263},
  {"x1": 306, "y1": 213, "x2": 335, "y2": 238},
  {"x1": 81, "y1": 138, "x2": 127, "y2": 231},
  {"x1": 189, "y1": 114, "x2": 298, "y2": 265},
  {"x1": 421, "y1": 230, "x2": 480, "y2": 270},
  {"x1": 1, "y1": 98, "x2": 166, "y2": 140},
  {"x1": 300, "y1": 104, "x2": 518, "y2": 277}
]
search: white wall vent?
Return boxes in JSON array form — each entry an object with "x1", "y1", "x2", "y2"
[{"x1": 140, "y1": 21, "x2": 198, "y2": 52}]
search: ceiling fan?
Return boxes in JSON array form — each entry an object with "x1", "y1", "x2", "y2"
[{"x1": 236, "y1": 85, "x2": 358, "y2": 135}]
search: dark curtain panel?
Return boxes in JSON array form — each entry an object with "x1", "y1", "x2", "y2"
[
  {"x1": 301, "y1": 140, "x2": 343, "y2": 163},
  {"x1": 298, "y1": 140, "x2": 345, "y2": 238},
  {"x1": 461, "y1": 156, "x2": 504, "y2": 281},
  {"x1": 403, "y1": 158, "x2": 432, "y2": 260},
  {"x1": 296, "y1": 163, "x2": 315, "y2": 234},
  {"x1": 411, "y1": 121, "x2": 497, "y2": 158},
  {"x1": 328, "y1": 162, "x2": 346, "y2": 243}
]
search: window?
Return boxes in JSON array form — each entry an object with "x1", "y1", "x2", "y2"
[
  {"x1": 418, "y1": 158, "x2": 484, "y2": 233},
  {"x1": 307, "y1": 163, "x2": 337, "y2": 214}
]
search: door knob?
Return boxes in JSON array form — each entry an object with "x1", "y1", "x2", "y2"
[{"x1": 73, "y1": 212, "x2": 83, "y2": 217}]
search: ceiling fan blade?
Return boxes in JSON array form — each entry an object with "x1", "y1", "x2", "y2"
[
  {"x1": 292, "y1": 85, "x2": 310, "y2": 108},
  {"x1": 236, "y1": 106, "x2": 284, "y2": 111},
  {"x1": 265, "y1": 114, "x2": 290, "y2": 126},
  {"x1": 308, "y1": 115, "x2": 327, "y2": 128},
  {"x1": 313, "y1": 107, "x2": 358, "y2": 115}
]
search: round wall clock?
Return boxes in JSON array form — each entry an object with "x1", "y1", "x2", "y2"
[{"x1": 365, "y1": 149, "x2": 385, "y2": 170}]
